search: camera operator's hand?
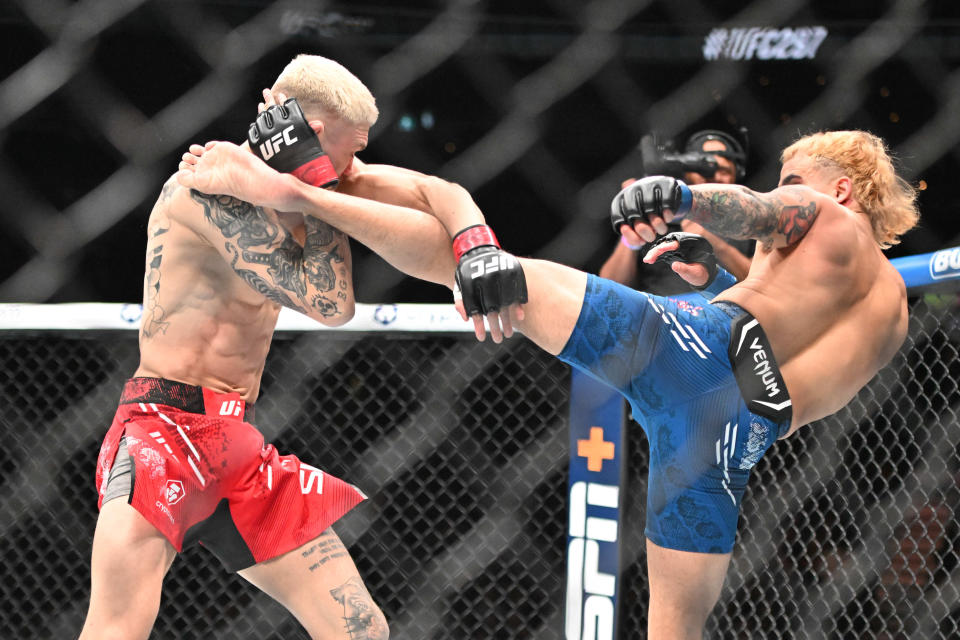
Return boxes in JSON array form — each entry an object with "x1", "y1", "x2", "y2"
[{"x1": 610, "y1": 176, "x2": 692, "y2": 243}]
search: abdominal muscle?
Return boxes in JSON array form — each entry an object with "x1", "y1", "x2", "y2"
[
  {"x1": 134, "y1": 245, "x2": 282, "y2": 403},
  {"x1": 714, "y1": 222, "x2": 906, "y2": 431}
]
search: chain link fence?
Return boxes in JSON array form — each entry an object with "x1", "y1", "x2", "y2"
[
  {"x1": 1, "y1": 1, "x2": 958, "y2": 303},
  {"x1": 3, "y1": 1, "x2": 960, "y2": 638},
  {"x1": 621, "y1": 293, "x2": 960, "y2": 639},
  {"x1": 0, "y1": 292, "x2": 957, "y2": 639},
  {"x1": 0, "y1": 328, "x2": 571, "y2": 639}
]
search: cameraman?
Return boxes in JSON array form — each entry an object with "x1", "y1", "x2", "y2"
[{"x1": 599, "y1": 130, "x2": 753, "y2": 293}]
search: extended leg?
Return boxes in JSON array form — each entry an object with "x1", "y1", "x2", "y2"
[
  {"x1": 239, "y1": 527, "x2": 388, "y2": 640},
  {"x1": 645, "y1": 540, "x2": 731, "y2": 640}
]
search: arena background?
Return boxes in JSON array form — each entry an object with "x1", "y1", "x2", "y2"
[{"x1": 1, "y1": 1, "x2": 960, "y2": 638}]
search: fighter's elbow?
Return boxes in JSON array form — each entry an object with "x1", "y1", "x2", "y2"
[
  {"x1": 310, "y1": 298, "x2": 355, "y2": 327},
  {"x1": 331, "y1": 299, "x2": 357, "y2": 326},
  {"x1": 425, "y1": 175, "x2": 476, "y2": 205}
]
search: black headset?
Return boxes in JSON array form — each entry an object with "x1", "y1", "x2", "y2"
[{"x1": 684, "y1": 129, "x2": 748, "y2": 180}]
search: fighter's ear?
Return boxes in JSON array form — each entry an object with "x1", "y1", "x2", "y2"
[{"x1": 835, "y1": 175, "x2": 854, "y2": 205}]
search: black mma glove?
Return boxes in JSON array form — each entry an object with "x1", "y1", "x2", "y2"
[
  {"x1": 248, "y1": 97, "x2": 339, "y2": 189},
  {"x1": 610, "y1": 176, "x2": 693, "y2": 234},
  {"x1": 647, "y1": 231, "x2": 718, "y2": 290},
  {"x1": 453, "y1": 224, "x2": 528, "y2": 316}
]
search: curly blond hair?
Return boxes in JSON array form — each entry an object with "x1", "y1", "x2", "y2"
[
  {"x1": 781, "y1": 130, "x2": 919, "y2": 248},
  {"x1": 272, "y1": 54, "x2": 378, "y2": 127}
]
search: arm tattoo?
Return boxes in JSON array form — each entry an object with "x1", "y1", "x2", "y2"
[
  {"x1": 193, "y1": 191, "x2": 280, "y2": 249},
  {"x1": 302, "y1": 217, "x2": 348, "y2": 317},
  {"x1": 225, "y1": 244, "x2": 304, "y2": 311},
  {"x1": 689, "y1": 186, "x2": 819, "y2": 250},
  {"x1": 303, "y1": 217, "x2": 344, "y2": 291},
  {"x1": 776, "y1": 200, "x2": 818, "y2": 245},
  {"x1": 157, "y1": 180, "x2": 177, "y2": 205},
  {"x1": 241, "y1": 234, "x2": 307, "y2": 298},
  {"x1": 190, "y1": 190, "x2": 342, "y2": 316},
  {"x1": 142, "y1": 215, "x2": 170, "y2": 339}
]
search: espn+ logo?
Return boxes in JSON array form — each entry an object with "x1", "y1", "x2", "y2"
[
  {"x1": 259, "y1": 125, "x2": 299, "y2": 160},
  {"x1": 930, "y1": 247, "x2": 960, "y2": 280},
  {"x1": 566, "y1": 481, "x2": 618, "y2": 640}
]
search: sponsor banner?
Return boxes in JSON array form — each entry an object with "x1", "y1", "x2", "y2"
[
  {"x1": 565, "y1": 370, "x2": 625, "y2": 640},
  {"x1": 703, "y1": 26, "x2": 828, "y2": 61},
  {"x1": 929, "y1": 247, "x2": 960, "y2": 281},
  {"x1": 890, "y1": 247, "x2": 960, "y2": 289}
]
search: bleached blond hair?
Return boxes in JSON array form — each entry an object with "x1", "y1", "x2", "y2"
[
  {"x1": 272, "y1": 54, "x2": 378, "y2": 127},
  {"x1": 781, "y1": 130, "x2": 919, "y2": 248}
]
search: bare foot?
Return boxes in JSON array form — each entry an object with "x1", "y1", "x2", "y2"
[{"x1": 176, "y1": 141, "x2": 293, "y2": 210}]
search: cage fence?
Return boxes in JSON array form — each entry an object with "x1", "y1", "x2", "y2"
[
  {"x1": 1, "y1": 1, "x2": 958, "y2": 302},
  {"x1": 3, "y1": 0, "x2": 960, "y2": 639},
  {"x1": 0, "y1": 290, "x2": 958, "y2": 639}
]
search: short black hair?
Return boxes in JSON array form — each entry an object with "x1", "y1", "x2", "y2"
[{"x1": 684, "y1": 130, "x2": 747, "y2": 179}]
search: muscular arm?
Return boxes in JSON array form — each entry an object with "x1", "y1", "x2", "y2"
[
  {"x1": 177, "y1": 142, "x2": 456, "y2": 287},
  {"x1": 183, "y1": 189, "x2": 355, "y2": 325},
  {"x1": 346, "y1": 162, "x2": 486, "y2": 237},
  {"x1": 684, "y1": 184, "x2": 823, "y2": 251},
  {"x1": 598, "y1": 241, "x2": 640, "y2": 286},
  {"x1": 285, "y1": 178, "x2": 457, "y2": 287}
]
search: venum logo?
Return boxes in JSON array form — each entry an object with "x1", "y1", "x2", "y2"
[
  {"x1": 165, "y1": 480, "x2": 185, "y2": 506},
  {"x1": 748, "y1": 336, "x2": 781, "y2": 398},
  {"x1": 566, "y1": 481, "x2": 618, "y2": 640},
  {"x1": 259, "y1": 125, "x2": 299, "y2": 160},
  {"x1": 930, "y1": 248, "x2": 960, "y2": 280}
]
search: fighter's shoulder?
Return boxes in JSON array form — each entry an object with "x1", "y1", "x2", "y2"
[
  {"x1": 803, "y1": 199, "x2": 875, "y2": 269},
  {"x1": 153, "y1": 175, "x2": 197, "y2": 211},
  {"x1": 151, "y1": 175, "x2": 212, "y2": 239}
]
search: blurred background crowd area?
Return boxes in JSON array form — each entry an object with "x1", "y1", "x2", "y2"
[{"x1": 0, "y1": 0, "x2": 957, "y2": 305}]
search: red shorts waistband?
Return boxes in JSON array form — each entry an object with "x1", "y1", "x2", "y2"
[{"x1": 119, "y1": 377, "x2": 255, "y2": 422}]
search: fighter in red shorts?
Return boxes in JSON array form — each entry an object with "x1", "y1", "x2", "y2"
[{"x1": 80, "y1": 55, "x2": 523, "y2": 640}]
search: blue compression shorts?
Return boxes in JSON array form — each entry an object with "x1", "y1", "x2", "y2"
[{"x1": 558, "y1": 275, "x2": 792, "y2": 553}]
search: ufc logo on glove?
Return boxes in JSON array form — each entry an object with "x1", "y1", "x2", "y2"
[
  {"x1": 470, "y1": 254, "x2": 518, "y2": 279},
  {"x1": 258, "y1": 125, "x2": 299, "y2": 160}
]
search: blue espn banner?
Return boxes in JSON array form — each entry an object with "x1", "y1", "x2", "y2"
[{"x1": 565, "y1": 370, "x2": 626, "y2": 640}]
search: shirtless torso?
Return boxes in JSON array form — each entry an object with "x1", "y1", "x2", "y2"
[
  {"x1": 709, "y1": 153, "x2": 908, "y2": 430},
  {"x1": 133, "y1": 179, "x2": 347, "y2": 400},
  {"x1": 135, "y1": 148, "x2": 473, "y2": 402}
]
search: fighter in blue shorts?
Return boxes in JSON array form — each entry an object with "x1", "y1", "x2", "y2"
[
  {"x1": 451, "y1": 136, "x2": 915, "y2": 638},
  {"x1": 559, "y1": 263, "x2": 790, "y2": 554}
]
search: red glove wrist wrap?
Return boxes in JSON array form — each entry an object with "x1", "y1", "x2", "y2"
[
  {"x1": 452, "y1": 224, "x2": 500, "y2": 261},
  {"x1": 291, "y1": 155, "x2": 339, "y2": 189}
]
